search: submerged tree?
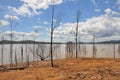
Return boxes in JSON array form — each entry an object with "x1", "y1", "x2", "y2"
[
  {"x1": 35, "y1": 44, "x2": 50, "y2": 61},
  {"x1": 32, "y1": 27, "x2": 39, "y2": 62},
  {"x1": 118, "y1": 44, "x2": 120, "y2": 57},
  {"x1": 15, "y1": 49, "x2": 17, "y2": 67},
  {"x1": 53, "y1": 44, "x2": 61, "y2": 59},
  {"x1": 93, "y1": 34, "x2": 97, "y2": 58},
  {"x1": 5, "y1": 15, "x2": 19, "y2": 66},
  {"x1": 82, "y1": 44, "x2": 87, "y2": 57},
  {"x1": 66, "y1": 41, "x2": 75, "y2": 58},
  {"x1": 113, "y1": 43, "x2": 115, "y2": 59},
  {"x1": 0, "y1": 32, "x2": 4, "y2": 66},
  {"x1": 0, "y1": 20, "x2": 8, "y2": 66}
]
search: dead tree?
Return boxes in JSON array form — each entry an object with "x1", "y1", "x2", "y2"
[
  {"x1": 118, "y1": 44, "x2": 120, "y2": 58},
  {"x1": 50, "y1": 0, "x2": 61, "y2": 67},
  {"x1": 20, "y1": 34, "x2": 25, "y2": 63},
  {"x1": 66, "y1": 41, "x2": 75, "y2": 58},
  {"x1": 81, "y1": 43, "x2": 87, "y2": 57},
  {"x1": 32, "y1": 27, "x2": 39, "y2": 62},
  {"x1": 0, "y1": 34, "x2": 4, "y2": 66},
  {"x1": 53, "y1": 44, "x2": 61, "y2": 59},
  {"x1": 5, "y1": 15, "x2": 18, "y2": 66},
  {"x1": 78, "y1": 42, "x2": 81, "y2": 57},
  {"x1": 25, "y1": 43, "x2": 29, "y2": 67},
  {"x1": 75, "y1": 10, "x2": 80, "y2": 58},
  {"x1": 93, "y1": 34, "x2": 97, "y2": 58},
  {"x1": 35, "y1": 44, "x2": 50, "y2": 61},
  {"x1": 113, "y1": 43, "x2": 115, "y2": 59},
  {"x1": 15, "y1": 49, "x2": 17, "y2": 67}
]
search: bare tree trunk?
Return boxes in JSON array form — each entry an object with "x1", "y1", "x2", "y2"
[
  {"x1": 1, "y1": 40, "x2": 4, "y2": 66},
  {"x1": 21, "y1": 45, "x2": 23, "y2": 63},
  {"x1": 50, "y1": 31, "x2": 54, "y2": 67},
  {"x1": 75, "y1": 10, "x2": 80, "y2": 58},
  {"x1": 33, "y1": 43, "x2": 35, "y2": 62},
  {"x1": 93, "y1": 34, "x2": 96, "y2": 58},
  {"x1": 15, "y1": 49, "x2": 17, "y2": 67},
  {"x1": 10, "y1": 43, "x2": 13, "y2": 66},
  {"x1": 50, "y1": 2, "x2": 54, "y2": 67},
  {"x1": 113, "y1": 43, "x2": 115, "y2": 59},
  {"x1": 26, "y1": 44, "x2": 29, "y2": 67},
  {"x1": 118, "y1": 44, "x2": 120, "y2": 58}
]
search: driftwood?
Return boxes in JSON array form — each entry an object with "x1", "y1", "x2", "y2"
[{"x1": 0, "y1": 66, "x2": 27, "y2": 72}]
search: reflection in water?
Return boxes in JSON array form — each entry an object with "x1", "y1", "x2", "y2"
[{"x1": 0, "y1": 43, "x2": 120, "y2": 65}]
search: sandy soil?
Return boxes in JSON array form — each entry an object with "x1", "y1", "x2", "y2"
[{"x1": 0, "y1": 58, "x2": 120, "y2": 80}]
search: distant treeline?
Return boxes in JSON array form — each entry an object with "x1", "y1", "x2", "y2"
[
  {"x1": 0, "y1": 40, "x2": 65, "y2": 44},
  {"x1": 0, "y1": 40, "x2": 120, "y2": 44}
]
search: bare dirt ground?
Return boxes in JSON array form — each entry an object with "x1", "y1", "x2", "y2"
[{"x1": 0, "y1": 58, "x2": 120, "y2": 80}]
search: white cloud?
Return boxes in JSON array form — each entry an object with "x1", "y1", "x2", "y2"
[
  {"x1": 95, "y1": 9, "x2": 101, "y2": 12},
  {"x1": 0, "y1": 20, "x2": 9, "y2": 27},
  {"x1": 104, "y1": 8, "x2": 111, "y2": 15},
  {"x1": 4, "y1": 15, "x2": 19, "y2": 20},
  {"x1": 4, "y1": 31, "x2": 40, "y2": 40},
  {"x1": 53, "y1": 8, "x2": 120, "y2": 42},
  {"x1": 43, "y1": 21, "x2": 48, "y2": 24},
  {"x1": 8, "y1": 0, "x2": 63, "y2": 16},
  {"x1": 33, "y1": 26, "x2": 41, "y2": 29},
  {"x1": 104, "y1": 8, "x2": 120, "y2": 16},
  {"x1": 118, "y1": 0, "x2": 120, "y2": 4},
  {"x1": 8, "y1": 5, "x2": 34, "y2": 16}
]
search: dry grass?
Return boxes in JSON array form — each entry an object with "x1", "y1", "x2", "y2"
[{"x1": 0, "y1": 58, "x2": 120, "y2": 80}]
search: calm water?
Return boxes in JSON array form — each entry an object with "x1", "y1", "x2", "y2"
[{"x1": 0, "y1": 43, "x2": 120, "y2": 65}]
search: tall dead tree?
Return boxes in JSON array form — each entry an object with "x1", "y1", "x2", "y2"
[
  {"x1": 32, "y1": 27, "x2": 39, "y2": 62},
  {"x1": 0, "y1": 20, "x2": 7, "y2": 66},
  {"x1": 50, "y1": 0, "x2": 61, "y2": 67},
  {"x1": 26, "y1": 43, "x2": 29, "y2": 67},
  {"x1": 0, "y1": 34, "x2": 4, "y2": 66},
  {"x1": 5, "y1": 15, "x2": 18, "y2": 66},
  {"x1": 20, "y1": 34, "x2": 25, "y2": 63},
  {"x1": 75, "y1": 10, "x2": 80, "y2": 58},
  {"x1": 93, "y1": 34, "x2": 96, "y2": 58}
]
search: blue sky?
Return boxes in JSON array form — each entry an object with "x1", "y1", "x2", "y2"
[{"x1": 0, "y1": 0, "x2": 120, "y2": 42}]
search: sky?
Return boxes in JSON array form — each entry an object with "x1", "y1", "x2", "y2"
[{"x1": 0, "y1": 0, "x2": 120, "y2": 42}]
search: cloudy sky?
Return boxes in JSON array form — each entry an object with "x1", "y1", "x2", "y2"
[{"x1": 0, "y1": 0, "x2": 120, "y2": 42}]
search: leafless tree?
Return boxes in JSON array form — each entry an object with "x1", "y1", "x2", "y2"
[
  {"x1": 93, "y1": 34, "x2": 97, "y2": 58},
  {"x1": 25, "y1": 43, "x2": 29, "y2": 67},
  {"x1": 32, "y1": 27, "x2": 39, "y2": 62},
  {"x1": 0, "y1": 23, "x2": 5, "y2": 66},
  {"x1": 0, "y1": 33, "x2": 4, "y2": 66},
  {"x1": 50, "y1": 0, "x2": 61, "y2": 67},
  {"x1": 118, "y1": 44, "x2": 120, "y2": 57},
  {"x1": 15, "y1": 49, "x2": 17, "y2": 67},
  {"x1": 81, "y1": 43, "x2": 87, "y2": 57},
  {"x1": 5, "y1": 15, "x2": 18, "y2": 66},
  {"x1": 75, "y1": 10, "x2": 80, "y2": 58},
  {"x1": 113, "y1": 43, "x2": 115, "y2": 59},
  {"x1": 53, "y1": 44, "x2": 61, "y2": 59},
  {"x1": 66, "y1": 41, "x2": 75, "y2": 58},
  {"x1": 78, "y1": 43, "x2": 81, "y2": 57},
  {"x1": 20, "y1": 34, "x2": 25, "y2": 63},
  {"x1": 35, "y1": 43, "x2": 50, "y2": 61}
]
